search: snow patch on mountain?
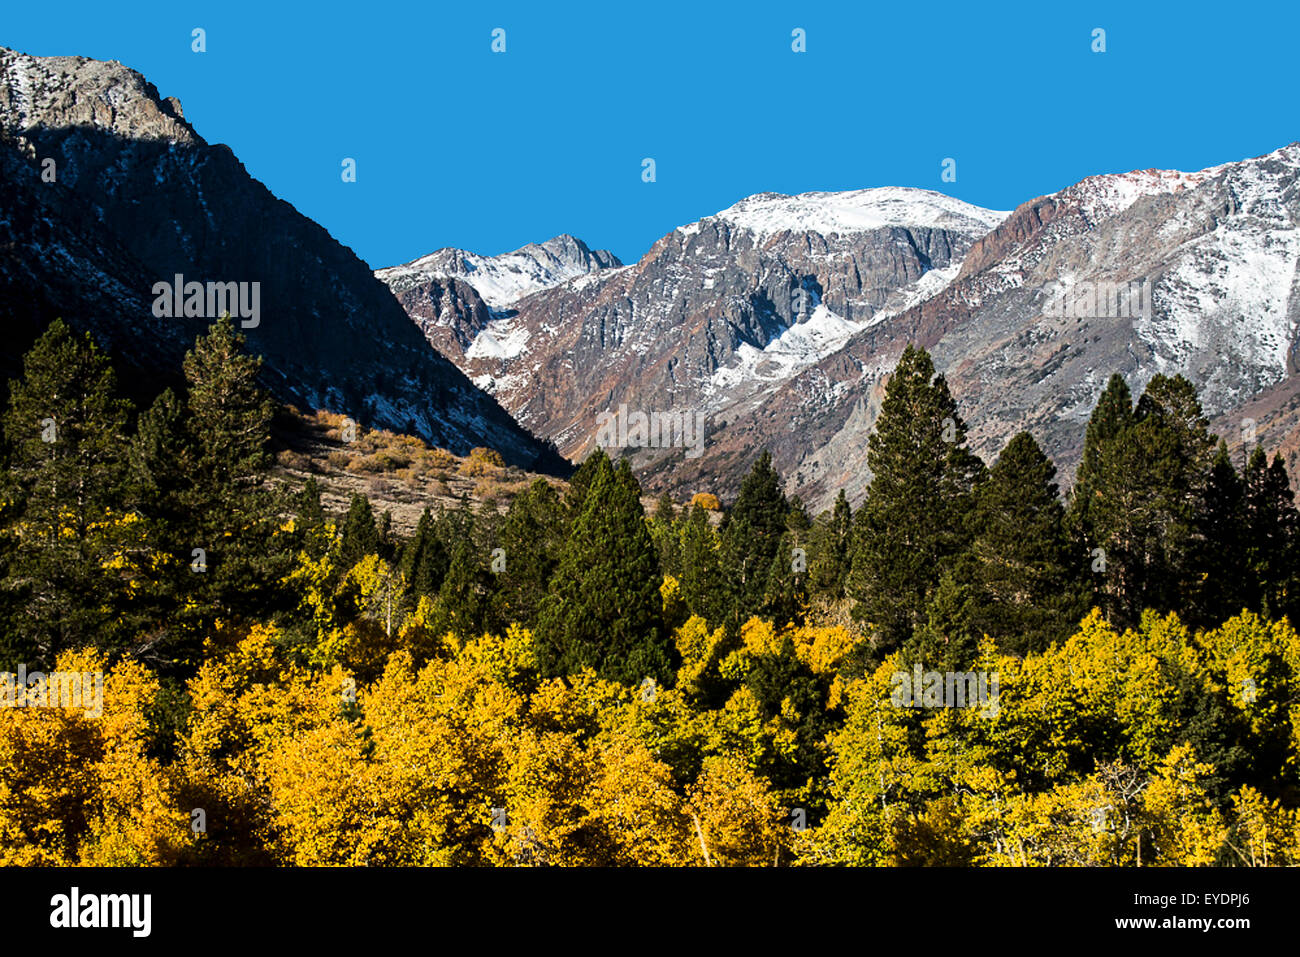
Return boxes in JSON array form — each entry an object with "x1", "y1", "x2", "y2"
[
  {"x1": 704, "y1": 302, "x2": 865, "y2": 400},
  {"x1": 465, "y1": 315, "x2": 531, "y2": 361},
  {"x1": 867, "y1": 262, "x2": 964, "y2": 326},
  {"x1": 1144, "y1": 214, "x2": 1300, "y2": 391}
]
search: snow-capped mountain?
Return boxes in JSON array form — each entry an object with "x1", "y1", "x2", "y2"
[
  {"x1": 707, "y1": 186, "x2": 1007, "y2": 240},
  {"x1": 377, "y1": 235, "x2": 622, "y2": 372},
  {"x1": 681, "y1": 145, "x2": 1300, "y2": 510},
  {"x1": 383, "y1": 149, "x2": 1300, "y2": 511},
  {"x1": 378, "y1": 187, "x2": 1007, "y2": 470},
  {"x1": 0, "y1": 47, "x2": 567, "y2": 473},
  {"x1": 379, "y1": 234, "x2": 621, "y2": 312}
]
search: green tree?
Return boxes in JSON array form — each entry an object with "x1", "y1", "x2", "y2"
[
  {"x1": 967, "y1": 432, "x2": 1082, "y2": 655},
  {"x1": 400, "y1": 507, "x2": 449, "y2": 601},
  {"x1": 847, "y1": 345, "x2": 986, "y2": 657},
  {"x1": 763, "y1": 499, "x2": 813, "y2": 628},
  {"x1": 179, "y1": 316, "x2": 287, "y2": 626},
  {"x1": 337, "y1": 493, "x2": 380, "y2": 574},
  {"x1": 650, "y1": 492, "x2": 682, "y2": 580},
  {"x1": 536, "y1": 457, "x2": 672, "y2": 685},
  {"x1": 1072, "y1": 374, "x2": 1214, "y2": 626},
  {"x1": 1068, "y1": 373, "x2": 1136, "y2": 546},
  {"x1": 1243, "y1": 449, "x2": 1300, "y2": 623},
  {"x1": 808, "y1": 490, "x2": 853, "y2": 601},
  {"x1": 678, "y1": 503, "x2": 726, "y2": 627},
  {"x1": 1191, "y1": 442, "x2": 1247, "y2": 626},
  {"x1": 488, "y1": 478, "x2": 565, "y2": 631},
  {"x1": 427, "y1": 537, "x2": 489, "y2": 643},
  {"x1": 0, "y1": 320, "x2": 135, "y2": 664},
  {"x1": 719, "y1": 452, "x2": 789, "y2": 629}
]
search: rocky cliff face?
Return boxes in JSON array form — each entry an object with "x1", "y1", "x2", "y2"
[{"x1": 0, "y1": 47, "x2": 566, "y2": 473}]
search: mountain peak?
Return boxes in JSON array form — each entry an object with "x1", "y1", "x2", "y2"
[
  {"x1": 377, "y1": 233, "x2": 621, "y2": 311},
  {"x1": 699, "y1": 186, "x2": 1011, "y2": 240}
]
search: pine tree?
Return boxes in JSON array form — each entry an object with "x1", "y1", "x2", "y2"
[
  {"x1": 126, "y1": 386, "x2": 194, "y2": 651},
  {"x1": 129, "y1": 387, "x2": 189, "y2": 532},
  {"x1": 338, "y1": 493, "x2": 380, "y2": 573},
  {"x1": 400, "y1": 507, "x2": 449, "y2": 600},
  {"x1": 846, "y1": 345, "x2": 986, "y2": 657},
  {"x1": 903, "y1": 571, "x2": 982, "y2": 673},
  {"x1": 1068, "y1": 373, "x2": 1136, "y2": 545},
  {"x1": 1191, "y1": 442, "x2": 1247, "y2": 626},
  {"x1": 1133, "y1": 374, "x2": 1216, "y2": 609},
  {"x1": 0, "y1": 320, "x2": 134, "y2": 664},
  {"x1": 966, "y1": 431, "x2": 1081, "y2": 655},
  {"x1": 564, "y1": 448, "x2": 608, "y2": 525},
  {"x1": 649, "y1": 491, "x2": 682, "y2": 579},
  {"x1": 1244, "y1": 449, "x2": 1300, "y2": 623},
  {"x1": 535, "y1": 457, "x2": 672, "y2": 685},
  {"x1": 678, "y1": 502, "x2": 726, "y2": 627},
  {"x1": 180, "y1": 316, "x2": 287, "y2": 625},
  {"x1": 1072, "y1": 374, "x2": 1214, "y2": 625},
  {"x1": 762, "y1": 498, "x2": 812, "y2": 627},
  {"x1": 428, "y1": 536, "x2": 488, "y2": 642},
  {"x1": 719, "y1": 451, "x2": 789, "y2": 629},
  {"x1": 809, "y1": 490, "x2": 853, "y2": 600},
  {"x1": 488, "y1": 478, "x2": 565, "y2": 631},
  {"x1": 377, "y1": 510, "x2": 395, "y2": 562}
]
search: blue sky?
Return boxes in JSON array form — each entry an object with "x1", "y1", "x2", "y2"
[{"x1": 5, "y1": 1, "x2": 1295, "y2": 268}]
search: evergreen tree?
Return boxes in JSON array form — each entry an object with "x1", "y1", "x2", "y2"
[
  {"x1": 847, "y1": 345, "x2": 986, "y2": 657},
  {"x1": 294, "y1": 477, "x2": 329, "y2": 551},
  {"x1": 762, "y1": 498, "x2": 813, "y2": 627},
  {"x1": 488, "y1": 479, "x2": 565, "y2": 631},
  {"x1": 903, "y1": 571, "x2": 982, "y2": 673},
  {"x1": 297, "y1": 476, "x2": 326, "y2": 528},
  {"x1": 1068, "y1": 372, "x2": 1136, "y2": 544},
  {"x1": 719, "y1": 451, "x2": 789, "y2": 629},
  {"x1": 563, "y1": 448, "x2": 608, "y2": 525},
  {"x1": 967, "y1": 432, "x2": 1081, "y2": 655},
  {"x1": 129, "y1": 387, "x2": 189, "y2": 533},
  {"x1": 126, "y1": 386, "x2": 194, "y2": 651},
  {"x1": 1243, "y1": 449, "x2": 1300, "y2": 623},
  {"x1": 1133, "y1": 374, "x2": 1216, "y2": 609},
  {"x1": 649, "y1": 491, "x2": 682, "y2": 580},
  {"x1": 180, "y1": 316, "x2": 287, "y2": 625},
  {"x1": 400, "y1": 507, "x2": 450, "y2": 600},
  {"x1": 377, "y1": 510, "x2": 395, "y2": 562},
  {"x1": 808, "y1": 490, "x2": 852, "y2": 601},
  {"x1": 428, "y1": 536, "x2": 488, "y2": 642},
  {"x1": 1191, "y1": 442, "x2": 1247, "y2": 626},
  {"x1": 338, "y1": 492, "x2": 380, "y2": 573},
  {"x1": 536, "y1": 457, "x2": 672, "y2": 685},
  {"x1": 678, "y1": 503, "x2": 726, "y2": 627},
  {"x1": 0, "y1": 320, "x2": 134, "y2": 664},
  {"x1": 1072, "y1": 374, "x2": 1214, "y2": 625}
]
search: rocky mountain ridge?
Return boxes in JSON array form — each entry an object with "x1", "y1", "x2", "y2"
[
  {"x1": 381, "y1": 147, "x2": 1300, "y2": 511},
  {"x1": 0, "y1": 47, "x2": 567, "y2": 473}
]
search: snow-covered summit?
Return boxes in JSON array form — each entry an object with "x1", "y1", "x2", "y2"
[
  {"x1": 377, "y1": 234, "x2": 621, "y2": 311},
  {"x1": 698, "y1": 186, "x2": 1010, "y2": 240}
]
